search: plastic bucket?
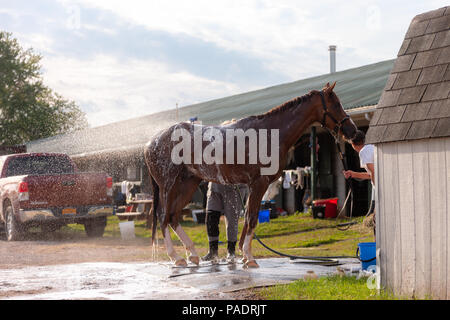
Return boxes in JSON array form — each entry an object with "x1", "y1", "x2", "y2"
[
  {"x1": 261, "y1": 200, "x2": 278, "y2": 219},
  {"x1": 357, "y1": 242, "x2": 376, "y2": 270},
  {"x1": 324, "y1": 198, "x2": 338, "y2": 218},
  {"x1": 313, "y1": 198, "x2": 338, "y2": 218},
  {"x1": 119, "y1": 221, "x2": 136, "y2": 240},
  {"x1": 258, "y1": 209, "x2": 270, "y2": 223},
  {"x1": 192, "y1": 209, "x2": 206, "y2": 224}
]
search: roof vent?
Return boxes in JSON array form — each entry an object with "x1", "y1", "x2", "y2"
[{"x1": 329, "y1": 45, "x2": 336, "y2": 73}]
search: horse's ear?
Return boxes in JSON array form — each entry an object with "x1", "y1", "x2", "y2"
[
  {"x1": 322, "y1": 82, "x2": 330, "y2": 90},
  {"x1": 329, "y1": 81, "x2": 336, "y2": 91},
  {"x1": 324, "y1": 81, "x2": 336, "y2": 93}
]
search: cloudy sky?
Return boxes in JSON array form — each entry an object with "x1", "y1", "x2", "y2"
[{"x1": 0, "y1": 0, "x2": 447, "y2": 127}]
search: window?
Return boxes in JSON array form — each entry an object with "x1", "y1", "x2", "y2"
[
  {"x1": 6, "y1": 156, "x2": 74, "y2": 177},
  {"x1": 127, "y1": 165, "x2": 138, "y2": 180}
]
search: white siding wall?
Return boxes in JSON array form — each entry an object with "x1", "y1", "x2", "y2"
[{"x1": 375, "y1": 137, "x2": 450, "y2": 299}]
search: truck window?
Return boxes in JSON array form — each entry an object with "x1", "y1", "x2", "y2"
[{"x1": 5, "y1": 156, "x2": 75, "y2": 177}]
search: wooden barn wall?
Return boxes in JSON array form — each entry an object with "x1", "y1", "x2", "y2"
[{"x1": 375, "y1": 138, "x2": 450, "y2": 299}]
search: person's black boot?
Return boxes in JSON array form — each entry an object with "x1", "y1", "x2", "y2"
[
  {"x1": 202, "y1": 240, "x2": 219, "y2": 261},
  {"x1": 226, "y1": 241, "x2": 237, "y2": 263}
]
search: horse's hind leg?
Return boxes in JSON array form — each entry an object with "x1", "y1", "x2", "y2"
[
  {"x1": 172, "y1": 224, "x2": 199, "y2": 265},
  {"x1": 170, "y1": 175, "x2": 202, "y2": 265},
  {"x1": 160, "y1": 174, "x2": 201, "y2": 266},
  {"x1": 158, "y1": 184, "x2": 187, "y2": 266},
  {"x1": 162, "y1": 226, "x2": 187, "y2": 266}
]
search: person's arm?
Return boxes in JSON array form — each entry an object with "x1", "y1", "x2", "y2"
[
  {"x1": 366, "y1": 163, "x2": 375, "y2": 185},
  {"x1": 343, "y1": 169, "x2": 373, "y2": 182}
]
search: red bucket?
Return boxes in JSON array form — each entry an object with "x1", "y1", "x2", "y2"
[{"x1": 313, "y1": 198, "x2": 338, "y2": 218}]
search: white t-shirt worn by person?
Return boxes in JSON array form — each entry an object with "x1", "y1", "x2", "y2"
[{"x1": 359, "y1": 144, "x2": 375, "y2": 200}]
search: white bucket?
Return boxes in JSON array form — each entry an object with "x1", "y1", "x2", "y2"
[
  {"x1": 119, "y1": 221, "x2": 135, "y2": 240},
  {"x1": 191, "y1": 209, "x2": 205, "y2": 223}
]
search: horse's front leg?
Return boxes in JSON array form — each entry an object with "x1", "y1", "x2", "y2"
[
  {"x1": 238, "y1": 222, "x2": 248, "y2": 255},
  {"x1": 241, "y1": 181, "x2": 269, "y2": 269},
  {"x1": 242, "y1": 216, "x2": 258, "y2": 268}
]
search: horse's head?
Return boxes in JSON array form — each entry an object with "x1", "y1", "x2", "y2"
[{"x1": 317, "y1": 82, "x2": 357, "y2": 141}]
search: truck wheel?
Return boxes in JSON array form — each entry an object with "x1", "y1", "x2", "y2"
[
  {"x1": 5, "y1": 204, "x2": 23, "y2": 241},
  {"x1": 84, "y1": 217, "x2": 106, "y2": 238}
]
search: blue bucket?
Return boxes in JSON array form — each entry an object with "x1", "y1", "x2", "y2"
[
  {"x1": 258, "y1": 209, "x2": 270, "y2": 223},
  {"x1": 357, "y1": 242, "x2": 376, "y2": 270}
]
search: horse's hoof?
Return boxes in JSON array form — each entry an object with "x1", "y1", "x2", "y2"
[
  {"x1": 175, "y1": 259, "x2": 188, "y2": 267},
  {"x1": 244, "y1": 260, "x2": 259, "y2": 269},
  {"x1": 188, "y1": 255, "x2": 200, "y2": 266}
]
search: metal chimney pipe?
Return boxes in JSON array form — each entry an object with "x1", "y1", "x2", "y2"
[{"x1": 329, "y1": 45, "x2": 336, "y2": 73}]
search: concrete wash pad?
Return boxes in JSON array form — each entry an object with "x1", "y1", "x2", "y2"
[{"x1": 0, "y1": 257, "x2": 360, "y2": 300}]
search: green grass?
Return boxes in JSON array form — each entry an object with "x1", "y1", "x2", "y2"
[
  {"x1": 259, "y1": 275, "x2": 399, "y2": 300},
  {"x1": 63, "y1": 212, "x2": 373, "y2": 259}
]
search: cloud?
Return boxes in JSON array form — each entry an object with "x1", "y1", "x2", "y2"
[
  {"x1": 66, "y1": 0, "x2": 322, "y2": 74},
  {"x1": 66, "y1": 0, "x2": 449, "y2": 76},
  {"x1": 41, "y1": 54, "x2": 249, "y2": 127}
]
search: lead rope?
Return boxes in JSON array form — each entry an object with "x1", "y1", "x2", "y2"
[
  {"x1": 333, "y1": 138, "x2": 356, "y2": 231},
  {"x1": 289, "y1": 132, "x2": 354, "y2": 227}
]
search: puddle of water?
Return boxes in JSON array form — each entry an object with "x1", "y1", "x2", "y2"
[
  {"x1": 0, "y1": 258, "x2": 360, "y2": 300},
  {"x1": 167, "y1": 258, "x2": 360, "y2": 293},
  {"x1": 1, "y1": 262, "x2": 206, "y2": 300}
]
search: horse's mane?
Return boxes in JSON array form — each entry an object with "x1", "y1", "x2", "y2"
[{"x1": 247, "y1": 90, "x2": 318, "y2": 121}]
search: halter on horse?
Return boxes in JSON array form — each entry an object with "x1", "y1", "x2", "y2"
[{"x1": 145, "y1": 82, "x2": 357, "y2": 268}]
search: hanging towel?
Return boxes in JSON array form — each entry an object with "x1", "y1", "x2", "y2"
[{"x1": 283, "y1": 171, "x2": 291, "y2": 189}]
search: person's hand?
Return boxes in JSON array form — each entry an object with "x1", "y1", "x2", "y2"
[{"x1": 343, "y1": 170, "x2": 353, "y2": 179}]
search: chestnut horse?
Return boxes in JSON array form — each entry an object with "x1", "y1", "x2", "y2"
[{"x1": 145, "y1": 82, "x2": 357, "y2": 268}]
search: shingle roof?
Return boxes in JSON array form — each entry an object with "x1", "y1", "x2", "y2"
[
  {"x1": 366, "y1": 6, "x2": 450, "y2": 144},
  {"x1": 26, "y1": 59, "x2": 394, "y2": 157}
]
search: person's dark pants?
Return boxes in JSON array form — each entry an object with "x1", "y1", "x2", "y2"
[{"x1": 206, "y1": 210, "x2": 221, "y2": 241}]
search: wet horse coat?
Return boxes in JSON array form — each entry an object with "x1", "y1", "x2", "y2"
[{"x1": 145, "y1": 82, "x2": 357, "y2": 267}]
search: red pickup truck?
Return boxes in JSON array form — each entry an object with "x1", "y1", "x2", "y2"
[{"x1": 0, "y1": 153, "x2": 114, "y2": 241}]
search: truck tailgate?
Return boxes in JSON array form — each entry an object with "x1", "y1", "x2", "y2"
[{"x1": 24, "y1": 173, "x2": 109, "y2": 208}]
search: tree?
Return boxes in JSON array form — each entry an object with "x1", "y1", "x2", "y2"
[{"x1": 0, "y1": 31, "x2": 88, "y2": 145}]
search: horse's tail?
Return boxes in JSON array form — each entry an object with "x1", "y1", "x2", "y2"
[{"x1": 150, "y1": 176, "x2": 159, "y2": 247}]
